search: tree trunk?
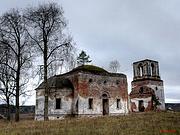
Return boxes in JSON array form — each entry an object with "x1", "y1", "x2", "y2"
[
  {"x1": 5, "y1": 49, "x2": 10, "y2": 121},
  {"x1": 15, "y1": 68, "x2": 20, "y2": 122},
  {"x1": 7, "y1": 97, "x2": 10, "y2": 121},
  {"x1": 15, "y1": 48, "x2": 20, "y2": 122},
  {"x1": 44, "y1": 43, "x2": 49, "y2": 121},
  {"x1": 5, "y1": 84, "x2": 10, "y2": 121}
]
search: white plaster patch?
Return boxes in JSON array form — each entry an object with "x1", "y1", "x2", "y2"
[{"x1": 131, "y1": 97, "x2": 151, "y2": 112}]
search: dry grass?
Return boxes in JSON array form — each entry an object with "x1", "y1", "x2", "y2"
[{"x1": 0, "y1": 112, "x2": 179, "y2": 135}]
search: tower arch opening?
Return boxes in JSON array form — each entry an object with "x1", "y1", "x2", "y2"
[
  {"x1": 151, "y1": 63, "x2": 155, "y2": 76},
  {"x1": 138, "y1": 64, "x2": 143, "y2": 77}
]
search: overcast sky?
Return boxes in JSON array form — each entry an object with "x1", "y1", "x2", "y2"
[{"x1": 0, "y1": 0, "x2": 180, "y2": 104}]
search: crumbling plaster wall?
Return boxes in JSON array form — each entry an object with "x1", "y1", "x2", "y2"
[
  {"x1": 48, "y1": 88, "x2": 73, "y2": 120},
  {"x1": 130, "y1": 97, "x2": 152, "y2": 112},
  {"x1": 35, "y1": 89, "x2": 44, "y2": 120},
  {"x1": 146, "y1": 84, "x2": 165, "y2": 110},
  {"x1": 131, "y1": 80, "x2": 165, "y2": 111},
  {"x1": 77, "y1": 73, "x2": 129, "y2": 115},
  {"x1": 35, "y1": 87, "x2": 74, "y2": 120}
]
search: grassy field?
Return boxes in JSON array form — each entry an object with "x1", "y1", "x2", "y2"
[{"x1": 0, "y1": 112, "x2": 179, "y2": 135}]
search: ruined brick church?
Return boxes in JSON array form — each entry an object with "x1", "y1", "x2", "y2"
[{"x1": 35, "y1": 59, "x2": 165, "y2": 120}]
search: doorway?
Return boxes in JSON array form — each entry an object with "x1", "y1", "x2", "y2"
[
  {"x1": 138, "y1": 100, "x2": 145, "y2": 112},
  {"x1": 103, "y1": 99, "x2": 109, "y2": 115}
]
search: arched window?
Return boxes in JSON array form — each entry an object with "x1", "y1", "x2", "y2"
[
  {"x1": 88, "y1": 98, "x2": 93, "y2": 109},
  {"x1": 138, "y1": 64, "x2": 143, "y2": 77},
  {"x1": 101, "y1": 93, "x2": 110, "y2": 99},
  {"x1": 117, "y1": 99, "x2": 121, "y2": 109},
  {"x1": 151, "y1": 63, "x2": 155, "y2": 76},
  {"x1": 102, "y1": 93, "x2": 108, "y2": 98},
  {"x1": 76, "y1": 99, "x2": 78, "y2": 112},
  {"x1": 56, "y1": 98, "x2": 61, "y2": 109}
]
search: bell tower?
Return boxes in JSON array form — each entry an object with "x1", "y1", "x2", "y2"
[
  {"x1": 130, "y1": 59, "x2": 165, "y2": 112},
  {"x1": 133, "y1": 59, "x2": 160, "y2": 80}
]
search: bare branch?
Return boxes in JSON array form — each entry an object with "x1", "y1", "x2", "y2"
[
  {"x1": 24, "y1": 28, "x2": 43, "y2": 52},
  {"x1": 0, "y1": 40, "x2": 18, "y2": 57},
  {"x1": 47, "y1": 43, "x2": 69, "y2": 60},
  {"x1": 0, "y1": 62, "x2": 17, "y2": 73}
]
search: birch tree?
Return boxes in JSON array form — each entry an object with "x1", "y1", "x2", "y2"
[
  {"x1": 0, "y1": 45, "x2": 16, "y2": 120},
  {"x1": 0, "y1": 9, "x2": 32, "y2": 122},
  {"x1": 24, "y1": 3, "x2": 73, "y2": 120}
]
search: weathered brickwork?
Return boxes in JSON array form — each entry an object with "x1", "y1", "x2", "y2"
[
  {"x1": 76, "y1": 73, "x2": 128, "y2": 116},
  {"x1": 35, "y1": 65, "x2": 129, "y2": 120},
  {"x1": 130, "y1": 59, "x2": 165, "y2": 112}
]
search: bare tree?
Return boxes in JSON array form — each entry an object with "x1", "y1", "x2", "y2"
[
  {"x1": 24, "y1": 3, "x2": 73, "y2": 120},
  {"x1": 0, "y1": 9, "x2": 32, "y2": 122},
  {"x1": 0, "y1": 45, "x2": 16, "y2": 120},
  {"x1": 109, "y1": 60, "x2": 120, "y2": 73}
]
